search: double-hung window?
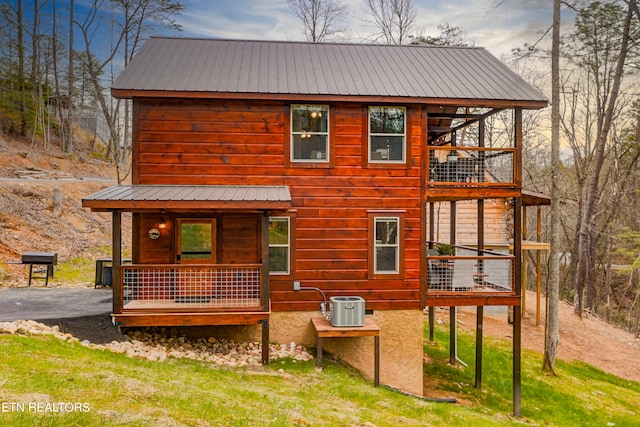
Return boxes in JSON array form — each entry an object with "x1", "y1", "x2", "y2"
[
  {"x1": 291, "y1": 105, "x2": 329, "y2": 162},
  {"x1": 369, "y1": 106, "x2": 406, "y2": 163},
  {"x1": 368, "y1": 213, "x2": 404, "y2": 278},
  {"x1": 268, "y1": 217, "x2": 290, "y2": 274},
  {"x1": 374, "y1": 217, "x2": 400, "y2": 274}
]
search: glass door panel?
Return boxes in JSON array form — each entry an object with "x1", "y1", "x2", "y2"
[{"x1": 177, "y1": 219, "x2": 216, "y2": 263}]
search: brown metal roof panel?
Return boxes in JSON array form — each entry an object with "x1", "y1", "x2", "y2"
[
  {"x1": 82, "y1": 185, "x2": 292, "y2": 212},
  {"x1": 112, "y1": 38, "x2": 548, "y2": 104}
]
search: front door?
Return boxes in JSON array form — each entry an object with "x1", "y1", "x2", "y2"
[
  {"x1": 175, "y1": 218, "x2": 217, "y2": 302},
  {"x1": 176, "y1": 219, "x2": 216, "y2": 264}
]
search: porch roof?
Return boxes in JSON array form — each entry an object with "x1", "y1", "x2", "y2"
[{"x1": 82, "y1": 185, "x2": 292, "y2": 212}]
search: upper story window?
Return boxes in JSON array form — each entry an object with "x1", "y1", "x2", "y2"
[
  {"x1": 291, "y1": 105, "x2": 329, "y2": 162},
  {"x1": 369, "y1": 106, "x2": 406, "y2": 163}
]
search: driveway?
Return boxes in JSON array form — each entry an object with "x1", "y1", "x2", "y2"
[
  {"x1": 0, "y1": 287, "x2": 125, "y2": 344},
  {"x1": 0, "y1": 287, "x2": 113, "y2": 321}
]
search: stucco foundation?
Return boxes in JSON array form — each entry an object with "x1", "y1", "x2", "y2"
[{"x1": 270, "y1": 309, "x2": 424, "y2": 396}]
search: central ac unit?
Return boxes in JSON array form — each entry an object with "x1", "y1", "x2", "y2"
[{"x1": 330, "y1": 296, "x2": 365, "y2": 327}]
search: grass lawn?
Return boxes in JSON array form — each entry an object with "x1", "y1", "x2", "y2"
[{"x1": 0, "y1": 324, "x2": 638, "y2": 426}]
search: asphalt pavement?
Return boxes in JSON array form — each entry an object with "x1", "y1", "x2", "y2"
[{"x1": 0, "y1": 287, "x2": 112, "y2": 322}]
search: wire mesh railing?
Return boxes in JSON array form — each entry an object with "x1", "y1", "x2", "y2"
[
  {"x1": 120, "y1": 264, "x2": 263, "y2": 311},
  {"x1": 427, "y1": 245, "x2": 514, "y2": 293},
  {"x1": 428, "y1": 147, "x2": 515, "y2": 185}
]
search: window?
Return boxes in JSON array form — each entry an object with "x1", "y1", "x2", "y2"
[
  {"x1": 177, "y1": 219, "x2": 216, "y2": 263},
  {"x1": 268, "y1": 217, "x2": 290, "y2": 274},
  {"x1": 374, "y1": 217, "x2": 400, "y2": 273},
  {"x1": 369, "y1": 106, "x2": 405, "y2": 163},
  {"x1": 291, "y1": 105, "x2": 329, "y2": 162},
  {"x1": 368, "y1": 212, "x2": 404, "y2": 278}
]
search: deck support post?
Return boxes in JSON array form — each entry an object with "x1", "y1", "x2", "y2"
[
  {"x1": 259, "y1": 319, "x2": 269, "y2": 365},
  {"x1": 449, "y1": 200, "x2": 457, "y2": 364},
  {"x1": 475, "y1": 306, "x2": 483, "y2": 388},
  {"x1": 428, "y1": 307, "x2": 435, "y2": 341},
  {"x1": 112, "y1": 210, "x2": 122, "y2": 315},
  {"x1": 449, "y1": 306, "x2": 456, "y2": 365}
]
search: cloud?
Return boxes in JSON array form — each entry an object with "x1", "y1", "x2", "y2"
[{"x1": 174, "y1": 0, "x2": 563, "y2": 57}]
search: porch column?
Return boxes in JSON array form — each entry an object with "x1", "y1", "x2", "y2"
[
  {"x1": 112, "y1": 210, "x2": 122, "y2": 315},
  {"x1": 449, "y1": 200, "x2": 457, "y2": 365},
  {"x1": 513, "y1": 107, "x2": 524, "y2": 417},
  {"x1": 261, "y1": 211, "x2": 270, "y2": 365},
  {"x1": 476, "y1": 118, "x2": 486, "y2": 389}
]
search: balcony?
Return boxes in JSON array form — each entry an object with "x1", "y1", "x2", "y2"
[
  {"x1": 428, "y1": 147, "x2": 515, "y2": 186},
  {"x1": 119, "y1": 264, "x2": 264, "y2": 312},
  {"x1": 426, "y1": 245, "x2": 516, "y2": 305},
  {"x1": 110, "y1": 264, "x2": 270, "y2": 329}
]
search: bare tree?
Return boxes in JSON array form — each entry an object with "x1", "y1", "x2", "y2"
[
  {"x1": 65, "y1": 0, "x2": 74, "y2": 153},
  {"x1": 363, "y1": 0, "x2": 416, "y2": 44},
  {"x1": 543, "y1": 0, "x2": 561, "y2": 375},
  {"x1": 76, "y1": 0, "x2": 183, "y2": 182},
  {"x1": 568, "y1": 0, "x2": 635, "y2": 315},
  {"x1": 287, "y1": 0, "x2": 348, "y2": 42}
]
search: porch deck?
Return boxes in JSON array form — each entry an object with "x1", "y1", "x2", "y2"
[{"x1": 114, "y1": 263, "x2": 269, "y2": 324}]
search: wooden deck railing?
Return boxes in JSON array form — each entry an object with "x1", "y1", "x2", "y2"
[
  {"x1": 428, "y1": 147, "x2": 515, "y2": 186},
  {"x1": 119, "y1": 264, "x2": 265, "y2": 312}
]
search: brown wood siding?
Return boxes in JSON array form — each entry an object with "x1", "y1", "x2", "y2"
[
  {"x1": 221, "y1": 214, "x2": 261, "y2": 264},
  {"x1": 138, "y1": 214, "x2": 173, "y2": 263},
  {"x1": 134, "y1": 98, "x2": 423, "y2": 311}
]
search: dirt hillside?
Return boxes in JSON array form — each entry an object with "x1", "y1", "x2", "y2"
[
  {"x1": 450, "y1": 291, "x2": 640, "y2": 383},
  {"x1": 1, "y1": 134, "x2": 638, "y2": 384},
  {"x1": 0, "y1": 133, "x2": 126, "y2": 285}
]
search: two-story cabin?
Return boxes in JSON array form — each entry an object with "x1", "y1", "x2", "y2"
[{"x1": 82, "y1": 38, "x2": 547, "y2": 401}]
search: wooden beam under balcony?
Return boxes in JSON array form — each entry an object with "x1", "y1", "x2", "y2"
[
  {"x1": 424, "y1": 294, "x2": 521, "y2": 307},
  {"x1": 426, "y1": 186, "x2": 520, "y2": 202}
]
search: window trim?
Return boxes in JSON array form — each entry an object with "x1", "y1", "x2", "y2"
[
  {"x1": 368, "y1": 211, "x2": 405, "y2": 279},
  {"x1": 289, "y1": 104, "x2": 331, "y2": 165},
  {"x1": 268, "y1": 216, "x2": 291, "y2": 275},
  {"x1": 367, "y1": 106, "x2": 407, "y2": 165}
]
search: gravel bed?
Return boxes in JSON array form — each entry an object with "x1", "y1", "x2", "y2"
[{"x1": 0, "y1": 319, "x2": 314, "y2": 367}]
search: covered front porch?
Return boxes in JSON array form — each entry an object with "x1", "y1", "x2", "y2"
[{"x1": 82, "y1": 184, "x2": 292, "y2": 364}]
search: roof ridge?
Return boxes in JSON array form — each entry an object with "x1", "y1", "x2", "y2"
[{"x1": 147, "y1": 36, "x2": 484, "y2": 50}]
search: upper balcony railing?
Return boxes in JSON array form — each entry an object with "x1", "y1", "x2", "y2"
[
  {"x1": 120, "y1": 264, "x2": 264, "y2": 313},
  {"x1": 428, "y1": 147, "x2": 515, "y2": 186}
]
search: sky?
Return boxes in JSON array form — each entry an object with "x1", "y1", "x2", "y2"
[{"x1": 174, "y1": 0, "x2": 559, "y2": 59}]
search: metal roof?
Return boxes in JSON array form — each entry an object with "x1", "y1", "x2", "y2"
[
  {"x1": 112, "y1": 37, "x2": 547, "y2": 107},
  {"x1": 82, "y1": 185, "x2": 292, "y2": 212}
]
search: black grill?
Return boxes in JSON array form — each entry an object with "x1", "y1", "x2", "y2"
[{"x1": 21, "y1": 252, "x2": 57, "y2": 286}]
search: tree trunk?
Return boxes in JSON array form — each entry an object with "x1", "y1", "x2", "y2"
[
  {"x1": 17, "y1": 0, "x2": 26, "y2": 138},
  {"x1": 65, "y1": 0, "x2": 74, "y2": 153},
  {"x1": 544, "y1": 0, "x2": 561, "y2": 374},
  {"x1": 573, "y1": 0, "x2": 633, "y2": 315}
]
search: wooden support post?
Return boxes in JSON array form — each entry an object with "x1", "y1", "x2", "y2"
[
  {"x1": 449, "y1": 200, "x2": 457, "y2": 365},
  {"x1": 513, "y1": 305, "x2": 522, "y2": 417},
  {"x1": 513, "y1": 196, "x2": 523, "y2": 417},
  {"x1": 260, "y1": 212, "x2": 270, "y2": 365},
  {"x1": 522, "y1": 207, "x2": 528, "y2": 314},
  {"x1": 260, "y1": 319, "x2": 269, "y2": 365},
  {"x1": 450, "y1": 306, "x2": 457, "y2": 365},
  {"x1": 537, "y1": 206, "x2": 542, "y2": 326},
  {"x1": 428, "y1": 201, "x2": 436, "y2": 341},
  {"x1": 428, "y1": 307, "x2": 435, "y2": 342},
  {"x1": 475, "y1": 306, "x2": 483, "y2": 389},
  {"x1": 112, "y1": 210, "x2": 122, "y2": 315}
]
